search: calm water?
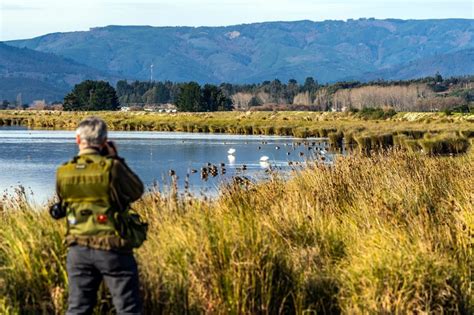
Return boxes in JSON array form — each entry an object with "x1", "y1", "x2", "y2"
[{"x1": 0, "y1": 127, "x2": 332, "y2": 203}]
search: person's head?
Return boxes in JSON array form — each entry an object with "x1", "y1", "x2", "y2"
[{"x1": 76, "y1": 117, "x2": 108, "y2": 149}]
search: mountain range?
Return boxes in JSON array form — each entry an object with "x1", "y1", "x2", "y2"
[
  {"x1": 0, "y1": 43, "x2": 114, "y2": 102},
  {"x1": 1, "y1": 18, "x2": 473, "y2": 102}
]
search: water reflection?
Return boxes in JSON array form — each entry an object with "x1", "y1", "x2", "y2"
[{"x1": 0, "y1": 127, "x2": 333, "y2": 203}]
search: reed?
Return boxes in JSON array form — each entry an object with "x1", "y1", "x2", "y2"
[
  {"x1": 328, "y1": 131, "x2": 344, "y2": 148},
  {"x1": 1, "y1": 150, "x2": 472, "y2": 314},
  {"x1": 354, "y1": 134, "x2": 372, "y2": 154},
  {"x1": 419, "y1": 133, "x2": 471, "y2": 155}
]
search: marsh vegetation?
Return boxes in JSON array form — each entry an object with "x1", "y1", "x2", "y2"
[
  {"x1": 0, "y1": 150, "x2": 472, "y2": 314},
  {"x1": 0, "y1": 110, "x2": 473, "y2": 155}
]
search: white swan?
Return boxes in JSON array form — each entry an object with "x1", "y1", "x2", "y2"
[
  {"x1": 227, "y1": 148, "x2": 236, "y2": 155},
  {"x1": 260, "y1": 155, "x2": 270, "y2": 162}
]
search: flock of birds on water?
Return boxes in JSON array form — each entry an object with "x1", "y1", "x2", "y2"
[{"x1": 167, "y1": 140, "x2": 330, "y2": 182}]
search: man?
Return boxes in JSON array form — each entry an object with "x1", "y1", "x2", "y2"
[{"x1": 52, "y1": 117, "x2": 144, "y2": 314}]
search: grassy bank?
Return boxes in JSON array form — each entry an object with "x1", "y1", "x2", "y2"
[
  {"x1": 1, "y1": 110, "x2": 473, "y2": 154},
  {"x1": 1, "y1": 150, "x2": 472, "y2": 314}
]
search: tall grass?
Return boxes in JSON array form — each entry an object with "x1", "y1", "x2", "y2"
[{"x1": 1, "y1": 151, "x2": 473, "y2": 314}]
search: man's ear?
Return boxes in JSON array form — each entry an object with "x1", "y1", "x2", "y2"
[{"x1": 75, "y1": 135, "x2": 81, "y2": 145}]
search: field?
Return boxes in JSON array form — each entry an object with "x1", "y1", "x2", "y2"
[
  {"x1": 0, "y1": 110, "x2": 474, "y2": 154},
  {"x1": 0, "y1": 149, "x2": 473, "y2": 314}
]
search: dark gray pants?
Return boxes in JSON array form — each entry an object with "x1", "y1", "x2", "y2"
[{"x1": 66, "y1": 245, "x2": 141, "y2": 315}]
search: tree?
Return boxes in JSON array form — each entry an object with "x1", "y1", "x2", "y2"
[
  {"x1": 176, "y1": 82, "x2": 203, "y2": 112},
  {"x1": 302, "y1": 77, "x2": 319, "y2": 93},
  {"x1": 143, "y1": 87, "x2": 158, "y2": 104},
  {"x1": 155, "y1": 82, "x2": 171, "y2": 104},
  {"x1": 1, "y1": 100, "x2": 10, "y2": 110},
  {"x1": 116, "y1": 80, "x2": 132, "y2": 97},
  {"x1": 248, "y1": 96, "x2": 262, "y2": 107},
  {"x1": 201, "y1": 84, "x2": 233, "y2": 111},
  {"x1": 64, "y1": 80, "x2": 119, "y2": 111},
  {"x1": 269, "y1": 79, "x2": 283, "y2": 103},
  {"x1": 287, "y1": 79, "x2": 299, "y2": 104}
]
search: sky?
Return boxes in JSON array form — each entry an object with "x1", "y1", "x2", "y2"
[{"x1": 1, "y1": 0, "x2": 473, "y2": 41}]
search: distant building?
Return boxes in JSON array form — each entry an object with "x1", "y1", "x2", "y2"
[{"x1": 143, "y1": 103, "x2": 177, "y2": 112}]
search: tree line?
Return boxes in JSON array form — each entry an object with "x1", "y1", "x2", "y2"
[
  {"x1": 1, "y1": 74, "x2": 472, "y2": 112},
  {"x1": 58, "y1": 80, "x2": 233, "y2": 112},
  {"x1": 115, "y1": 77, "x2": 320, "y2": 107},
  {"x1": 114, "y1": 74, "x2": 473, "y2": 112}
]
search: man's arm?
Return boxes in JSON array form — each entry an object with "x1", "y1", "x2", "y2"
[{"x1": 110, "y1": 158, "x2": 144, "y2": 212}]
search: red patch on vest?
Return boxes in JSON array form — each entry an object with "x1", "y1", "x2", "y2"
[{"x1": 97, "y1": 214, "x2": 108, "y2": 224}]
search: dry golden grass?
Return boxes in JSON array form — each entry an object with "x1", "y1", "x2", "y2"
[{"x1": 1, "y1": 150, "x2": 472, "y2": 314}]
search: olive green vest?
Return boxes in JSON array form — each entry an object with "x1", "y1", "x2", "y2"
[{"x1": 57, "y1": 154, "x2": 118, "y2": 237}]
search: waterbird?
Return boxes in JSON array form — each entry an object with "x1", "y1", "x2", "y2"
[
  {"x1": 275, "y1": 146, "x2": 280, "y2": 150},
  {"x1": 227, "y1": 148, "x2": 236, "y2": 155},
  {"x1": 210, "y1": 167, "x2": 218, "y2": 177},
  {"x1": 260, "y1": 156, "x2": 270, "y2": 162},
  {"x1": 233, "y1": 176, "x2": 251, "y2": 186},
  {"x1": 169, "y1": 169, "x2": 176, "y2": 176},
  {"x1": 201, "y1": 167, "x2": 209, "y2": 180}
]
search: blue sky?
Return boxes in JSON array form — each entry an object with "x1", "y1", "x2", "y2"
[{"x1": 1, "y1": 0, "x2": 473, "y2": 40}]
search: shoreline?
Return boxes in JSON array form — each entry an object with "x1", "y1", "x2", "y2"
[{"x1": 0, "y1": 110, "x2": 472, "y2": 154}]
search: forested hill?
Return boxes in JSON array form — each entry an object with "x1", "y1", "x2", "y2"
[
  {"x1": 0, "y1": 43, "x2": 116, "y2": 102},
  {"x1": 354, "y1": 48, "x2": 474, "y2": 82},
  {"x1": 7, "y1": 19, "x2": 474, "y2": 85}
]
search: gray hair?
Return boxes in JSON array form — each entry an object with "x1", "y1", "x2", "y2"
[{"x1": 76, "y1": 117, "x2": 108, "y2": 146}]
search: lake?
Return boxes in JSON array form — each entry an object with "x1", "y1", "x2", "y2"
[{"x1": 0, "y1": 127, "x2": 332, "y2": 203}]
